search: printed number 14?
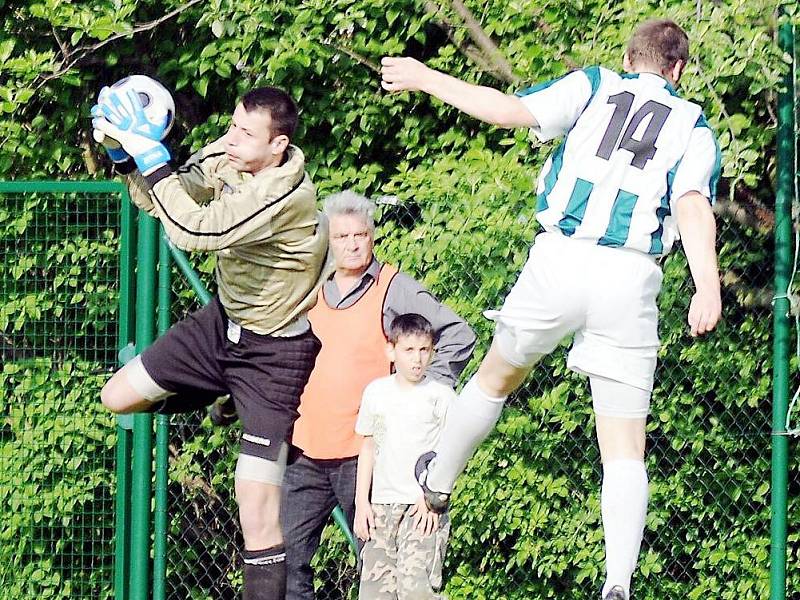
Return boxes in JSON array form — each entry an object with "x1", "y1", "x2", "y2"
[{"x1": 596, "y1": 91, "x2": 671, "y2": 169}]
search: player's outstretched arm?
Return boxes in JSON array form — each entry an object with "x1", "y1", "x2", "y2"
[
  {"x1": 381, "y1": 57, "x2": 536, "y2": 128},
  {"x1": 676, "y1": 191, "x2": 722, "y2": 337}
]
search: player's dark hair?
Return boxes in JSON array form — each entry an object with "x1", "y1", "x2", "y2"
[
  {"x1": 241, "y1": 87, "x2": 299, "y2": 140},
  {"x1": 387, "y1": 313, "x2": 434, "y2": 345},
  {"x1": 627, "y1": 19, "x2": 689, "y2": 73}
]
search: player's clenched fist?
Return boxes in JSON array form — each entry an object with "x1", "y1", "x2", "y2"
[
  {"x1": 688, "y1": 289, "x2": 722, "y2": 337},
  {"x1": 381, "y1": 57, "x2": 431, "y2": 93}
]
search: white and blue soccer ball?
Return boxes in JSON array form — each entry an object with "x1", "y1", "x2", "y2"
[{"x1": 105, "y1": 74, "x2": 176, "y2": 140}]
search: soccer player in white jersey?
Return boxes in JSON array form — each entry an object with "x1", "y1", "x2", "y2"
[{"x1": 380, "y1": 19, "x2": 721, "y2": 600}]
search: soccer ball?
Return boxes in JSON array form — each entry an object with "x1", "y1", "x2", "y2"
[{"x1": 106, "y1": 74, "x2": 175, "y2": 139}]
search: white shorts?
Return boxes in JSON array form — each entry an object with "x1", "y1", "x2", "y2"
[{"x1": 487, "y1": 232, "x2": 662, "y2": 392}]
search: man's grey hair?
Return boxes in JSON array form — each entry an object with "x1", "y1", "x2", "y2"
[{"x1": 322, "y1": 190, "x2": 376, "y2": 232}]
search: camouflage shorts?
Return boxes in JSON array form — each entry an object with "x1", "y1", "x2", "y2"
[{"x1": 358, "y1": 503, "x2": 450, "y2": 599}]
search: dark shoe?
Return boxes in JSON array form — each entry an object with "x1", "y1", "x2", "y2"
[
  {"x1": 208, "y1": 395, "x2": 238, "y2": 426},
  {"x1": 603, "y1": 586, "x2": 627, "y2": 600},
  {"x1": 414, "y1": 451, "x2": 450, "y2": 514}
]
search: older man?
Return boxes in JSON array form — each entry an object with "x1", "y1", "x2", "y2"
[{"x1": 283, "y1": 190, "x2": 475, "y2": 599}]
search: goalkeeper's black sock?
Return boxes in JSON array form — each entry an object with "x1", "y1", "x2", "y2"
[{"x1": 242, "y1": 544, "x2": 286, "y2": 600}]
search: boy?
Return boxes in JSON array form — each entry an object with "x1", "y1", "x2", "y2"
[
  {"x1": 354, "y1": 314, "x2": 455, "y2": 599},
  {"x1": 93, "y1": 86, "x2": 329, "y2": 599},
  {"x1": 381, "y1": 19, "x2": 721, "y2": 600}
]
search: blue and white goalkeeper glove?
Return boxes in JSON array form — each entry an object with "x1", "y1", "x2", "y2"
[
  {"x1": 92, "y1": 86, "x2": 171, "y2": 175},
  {"x1": 90, "y1": 104, "x2": 129, "y2": 163}
]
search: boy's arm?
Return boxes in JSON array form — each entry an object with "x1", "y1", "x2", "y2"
[
  {"x1": 354, "y1": 436, "x2": 376, "y2": 541},
  {"x1": 675, "y1": 191, "x2": 721, "y2": 336},
  {"x1": 381, "y1": 57, "x2": 535, "y2": 128}
]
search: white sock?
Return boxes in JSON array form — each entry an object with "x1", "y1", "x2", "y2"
[
  {"x1": 426, "y1": 375, "x2": 506, "y2": 493},
  {"x1": 601, "y1": 459, "x2": 649, "y2": 599}
]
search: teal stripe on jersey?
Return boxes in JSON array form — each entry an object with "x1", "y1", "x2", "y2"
[
  {"x1": 516, "y1": 73, "x2": 568, "y2": 97},
  {"x1": 582, "y1": 66, "x2": 602, "y2": 97},
  {"x1": 516, "y1": 66, "x2": 602, "y2": 99},
  {"x1": 537, "y1": 141, "x2": 566, "y2": 212},
  {"x1": 532, "y1": 67, "x2": 600, "y2": 213},
  {"x1": 695, "y1": 113, "x2": 721, "y2": 203},
  {"x1": 649, "y1": 159, "x2": 680, "y2": 255},
  {"x1": 598, "y1": 190, "x2": 639, "y2": 247},
  {"x1": 558, "y1": 178, "x2": 594, "y2": 236}
]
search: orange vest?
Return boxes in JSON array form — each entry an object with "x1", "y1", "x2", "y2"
[{"x1": 292, "y1": 265, "x2": 398, "y2": 459}]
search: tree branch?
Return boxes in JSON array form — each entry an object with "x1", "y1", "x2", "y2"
[
  {"x1": 713, "y1": 197, "x2": 774, "y2": 232},
  {"x1": 423, "y1": 0, "x2": 519, "y2": 84},
  {"x1": 51, "y1": 26, "x2": 70, "y2": 64},
  {"x1": 168, "y1": 443, "x2": 223, "y2": 504},
  {"x1": 423, "y1": 0, "x2": 506, "y2": 80},
  {"x1": 34, "y1": 0, "x2": 204, "y2": 91},
  {"x1": 318, "y1": 38, "x2": 381, "y2": 74},
  {"x1": 721, "y1": 273, "x2": 775, "y2": 308},
  {"x1": 445, "y1": 0, "x2": 519, "y2": 84}
]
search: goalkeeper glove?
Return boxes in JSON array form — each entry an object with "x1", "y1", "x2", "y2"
[
  {"x1": 90, "y1": 103, "x2": 129, "y2": 163},
  {"x1": 94, "y1": 86, "x2": 171, "y2": 175}
]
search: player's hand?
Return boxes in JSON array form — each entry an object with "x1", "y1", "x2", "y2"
[
  {"x1": 96, "y1": 85, "x2": 170, "y2": 141},
  {"x1": 688, "y1": 288, "x2": 721, "y2": 336},
  {"x1": 410, "y1": 496, "x2": 439, "y2": 537},
  {"x1": 381, "y1": 57, "x2": 431, "y2": 93},
  {"x1": 90, "y1": 103, "x2": 129, "y2": 163},
  {"x1": 93, "y1": 115, "x2": 170, "y2": 175},
  {"x1": 93, "y1": 86, "x2": 170, "y2": 174},
  {"x1": 354, "y1": 501, "x2": 375, "y2": 542}
]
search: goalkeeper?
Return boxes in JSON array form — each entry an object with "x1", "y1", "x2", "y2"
[{"x1": 93, "y1": 85, "x2": 329, "y2": 600}]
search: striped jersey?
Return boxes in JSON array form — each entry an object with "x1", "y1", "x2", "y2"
[{"x1": 516, "y1": 66, "x2": 721, "y2": 256}]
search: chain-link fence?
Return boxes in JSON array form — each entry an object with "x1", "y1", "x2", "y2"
[
  {"x1": 154, "y1": 184, "x2": 796, "y2": 599},
  {"x1": 0, "y1": 182, "x2": 123, "y2": 600},
  {"x1": 2, "y1": 29, "x2": 798, "y2": 598}
]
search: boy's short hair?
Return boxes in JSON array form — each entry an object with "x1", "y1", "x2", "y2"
[
  {"x1": 627, "y1": 19, "x2": 689, "y2": 72},
  {"x1": 387, "y1": 313, "x2": 434, "y2": 345},
  {"x1": 241, "y1": 87, "x2": 299, "y2": 140},
  {"x1": 323, "y1": 190, "x2": 376, "y2": 233}
]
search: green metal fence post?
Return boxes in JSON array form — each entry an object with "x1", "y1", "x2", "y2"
[
  {"x1": 153, "y1": 228, "x2": 172, "y2": 600},
  {"x1": 114, "y1": 193, "x2": 137, "y2": 600},
  {"x1": 332, "y1": 505, "x2": 359, "y2": 555},
  {"x1": 163, "y1": 235, "x2": 213, "y2": 305},
  {"x1": 130, "y1": 211, "x2": 158, "y2": 600},
  {"x1": 770, "y1": 14, "x2": 795, "y2": 600}
]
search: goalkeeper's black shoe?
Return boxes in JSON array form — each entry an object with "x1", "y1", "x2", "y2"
[
  {"x1": 414, "y1": 451, "x2": 450, "y2": 514},
  {"x1": 209, "y1": 395, "x2": 238, "y2": 427},
  {"x1": 603, "y1": 586, "x2": 627, "y2": 600}
]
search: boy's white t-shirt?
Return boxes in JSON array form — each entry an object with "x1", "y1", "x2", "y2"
[{"x1": 355, "y1": 374, "x2": 456, "y2": 504}]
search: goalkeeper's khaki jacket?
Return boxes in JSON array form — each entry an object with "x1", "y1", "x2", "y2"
[{"x1": 126, "y1": 139, "x2": 330, "y2": 335}]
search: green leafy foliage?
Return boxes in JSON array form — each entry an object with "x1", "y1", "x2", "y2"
[
  {"x1": 1, "y1": 190, "x2": 121, "y2": 600},
  {"x1": 0, "y1": 361, "x2": 116, "y2": 600},
  {"x1": 0, "y1": 1, "x2": 797, "y2": 599}
]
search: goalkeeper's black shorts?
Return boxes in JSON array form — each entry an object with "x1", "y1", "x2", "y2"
[{"x1": 140, "y1": 296, "x2": 321, "y2": 462}]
